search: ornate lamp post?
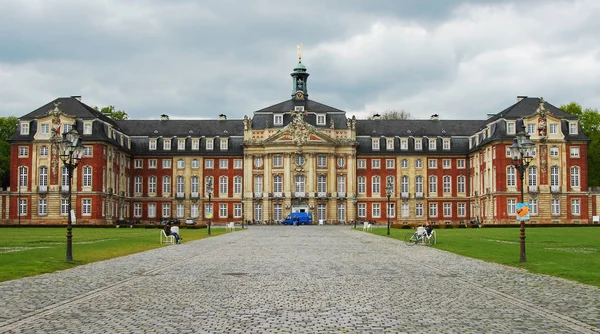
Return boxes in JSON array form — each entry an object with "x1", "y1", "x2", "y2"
[
  {"x1": 241, "y1": 193, "x2": 244, "y2": 229},
  {"x1": 509, "y1": 124, "x2": 534, "y2": 263},
  {"x1": 352, "y1": 194, "x2": 358, "y2": 229},
  {"x1": 59, "y1": 129, "x2": 85, "y2": 262},
  {"x1": 386, "y1": 178, "x2": 393, "y2": 236},
  {"x1": 206, "y1": 177, "x2": 213, "y2": 235}
]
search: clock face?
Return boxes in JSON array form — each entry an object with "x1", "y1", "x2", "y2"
[
  {"x1": 296, "y1": 92, "x2": 304, "y2": 99},
  {"x1": 295, "y1": 154, "x2": 305, "y2": 166}
]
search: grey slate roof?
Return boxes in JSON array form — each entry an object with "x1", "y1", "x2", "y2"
[
  {"x1": 252, "y1": 98, "x2": 349, "y2": 130},
  {"x1": 255, "y1": 99, "x2": 345, "y2": 114},
  {"x1": 19, "y1": 97, "x2": 119, "y2": 128},
  {"x1": 486, "y1": 97, "x2": 577, "y2": 123},
  {"x1": 116, "y1": 120, "x2": 244, "y2": 137},
  {"x1": 355, "y1": 119, "x2": 484, "y2": 137}
]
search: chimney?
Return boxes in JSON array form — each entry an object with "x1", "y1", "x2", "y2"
[
  {"x1": 372, "y1": 114, "x2": 381, "y2": 120},
  {"x1": 219, "y1": 114, "x2": 227, "y2": 120},
  {"x1": 160, "y1": 114, "x2": 169, "y2": 121},
  {"x1": 517, "y1": 95, "x2": 528, "y2": 102},
  {"x1": 71, "y1": 95, "x2": 82, "y2": 101},
  {"x1": 431, "y1": 114, "x2": 439, "y2": 120}
]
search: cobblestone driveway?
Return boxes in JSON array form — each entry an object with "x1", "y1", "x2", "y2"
[{"x1": 0, "y1": 226, "x2": 599, "y2": 333}]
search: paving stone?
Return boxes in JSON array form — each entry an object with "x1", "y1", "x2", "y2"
[{"x1": 0, "y1": 226, "x2": 598, "y2": 333}]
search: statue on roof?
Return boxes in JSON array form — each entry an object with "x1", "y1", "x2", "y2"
[
  {"x1": 330, "y1": 118, "x2": 335, "y2": 129},
  {"x1": 297, "y1": 43, "x2": 302, "y2": 61}
]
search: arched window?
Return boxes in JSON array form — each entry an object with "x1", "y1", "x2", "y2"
[
  {"x1": 443, "y1": 175, "x2": 451, "y2": 193},
  {"x1": 401, "y1": 175, "x2": 409, "y2": 193},
  {"x1": 528, "y1": 166, "x2": 537, "y2": 186},
  {"x1": 415, "y1": 175, "x2": 423, "y2": 193},
  {"x1": 134, "y1": 176, "x2": 142, "y2": 194},
  {"x1": 148, "y1": 176, "x2": 157, "y2": 194},
  {"x1": 177, "y1": 176, "x2": 185, "y2": 193},
  {"x1": 457, "y1": 175, "x2": 465, "y2": 193},
  {"x1": 83, "y1": 166, "x2": 92, "y2": 187},
  {"x1": 19, "y1": 166, "x2": 28, "y2": 187},
  {"x1": 162, "y1": 176, "x2": 171, "y2": 194},
  {"x1": 429, "y1": 175, "x2": 437, "y2": 194},
  {"x1": 570, "y1": 166, "x2": 580, "y2": 188},
  {"x1": 38, "y1": 166, "x2": 48, "y2": 186},
  {"x1": 219, "y1": 176, "x2": 228, "y2": 195},
  {"x1": 506, "y1": 166, "x2": 516, "y2": 187},
  {"x1": 372, "y1": 176, "x2": 380, "y2": 194},
  {"x1": 550, "y1": 166, "x2": 560, "y2": 186}
]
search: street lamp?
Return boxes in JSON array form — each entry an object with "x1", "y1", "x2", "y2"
[
  {"x1": 241, "y1": 193, "x2": 244, "y2": 229},
  {"x1": 386, "y1": 178, "x2": 393, "y2": 236},
  {"x1": 509, "y1": 123, "x2": 534, "y2": 263},
  {"x1": 352, "y1": 194, "x2": 358, "y2": 229},
  {"x1": 206, "y1": 177, "x2": 213, "y2": 235},
  {"x1": 58, "y1": 129, "x2": 85, "y2": 262}
]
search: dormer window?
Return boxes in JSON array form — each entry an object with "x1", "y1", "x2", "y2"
[
  {"x1": 386, "y1": 138, "x2": 394, "y2": 151},
  {"x1": 415, "y1": 139, "x2": 422, "y2": 150},
  {"x1": 400, "y1": 138, "x2": 408, "y2": 150},
  {"x1": 149, "y1": 139, "x2": 157, "y2": 150},
  {"x1": 549, "y1": 123, "x2": 558, "y2": 134},
  {"x1": 527, "y1": 124, "x2": 536, "y2": 135},
  {"x1": 429, "y1": 139, "x2": 436, "y2": 151},
  {"x1": 163, "y1": 139, "x2": 171, "y2": 150},
  {"x1": 372, "y1": 138, "x2": 380, "y2": 151},
  {"x1": 206, "y1": 138, "x2": 214, "y2": 150},
  {"x1": 274, "y1": 114, "x2": 283, "y2": 126},
  {"x1": 443, "y1": 139, "x2": 451, "y2": 150},
  {"x1": 20, "y1": 122, "x2": 29, "y2": 135},
  {"x1": 63, "y1": 124, "x2": 72, "y2": 134},
  {"x1": 220, "y1": 138, "x2": 228, "y2": 151},
  {"x1": 507, "y1": 121, "x2": 516, "y2": 135},
  {"x1": 178, "y1": 139, "x2": 185, "y2": 150},
  {"x1": 316, "y1": 115, "x2": 326, "y2": 126},
  {"x1": 192, "y1": 139, "x2": 199, "y2": 150},
  {"x1": 83, "y1": 122, "x2": 92, "y2": 135},
  {"x1": 569, "y1": 122, "x2": 578, "y2": 135}
]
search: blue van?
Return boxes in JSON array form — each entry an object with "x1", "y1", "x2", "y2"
[{"x1": 282, "y1": 212, "x2": 313, "y2": 225}]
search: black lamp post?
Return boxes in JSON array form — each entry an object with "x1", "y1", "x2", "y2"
[
  {"x1": 59, "y1": 129, "x2": 85, "y2": 262},
  {"x1": 241, "y1": 193, "x2": 244, "y2": 229},
  {"x1": 386, "y1": 178, "x2": 393, "y2": 236},
  {"x1": 352, "y1": 194, "x2": 357, "y2": 229},
  {"x1": 206, "y1": 177, "x2": 213, "y2": 235},
  {"x1": 509, "y1": 124, "x2": 534, "y2": 263}
]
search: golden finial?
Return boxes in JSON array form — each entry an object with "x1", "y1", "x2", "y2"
[{"x1": 297, "y1": 43, "x2": 302, "y2": 61}]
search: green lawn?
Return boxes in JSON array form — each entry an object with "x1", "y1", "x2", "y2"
[
  {"x1": 0, "y1": 227, "x2": 227, "y2": 282},
  {"x1": 368, "y1": 227, "x2": 600, "y2": 287}
]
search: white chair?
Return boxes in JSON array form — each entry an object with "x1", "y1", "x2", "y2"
[
  {"x1": 366, "y1": 223, "x2": 372, "y2": 232},
  {"x1": 226, "y1": 222, "x2": 235, "y2": 232},
  {"x1": 363, "y1": 221, "x2": 369, "y2": 231},
  {"x1": 319, "y1": 219, "x2": 324, "y2": 226},
  {"x1": 160, "y1": 230, "x2": 175, "y2": 244}
]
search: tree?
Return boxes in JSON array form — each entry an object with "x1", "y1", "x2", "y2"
[
  {"x1": 0, "y1": 116, "x2": 18, "y2": 187},
  {"x1": 368, "y1": 109, "x2": 412, "y2": 120},
  {"x1": 560, "y1": 102, "x2": 600, "y2": 186},
  {"x1": 93, "y1": 105, "x2": 129, "y2": 120}
]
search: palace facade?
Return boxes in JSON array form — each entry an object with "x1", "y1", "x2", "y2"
[{"x1": 5, "y1": 59, "x2": 596, "y2": 226}]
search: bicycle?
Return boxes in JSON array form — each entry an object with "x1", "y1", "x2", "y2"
[{"x1": 404, "y1": 227, "x2": 436, "y2": 246}]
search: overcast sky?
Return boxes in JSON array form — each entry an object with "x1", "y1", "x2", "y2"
[{"x1": 1, "y1": 0, "x2": 599, "y2": 121}]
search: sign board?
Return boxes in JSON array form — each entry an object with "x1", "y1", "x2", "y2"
[
  {"x1": 593, "y1": 216, "x2": 599, "y2": 223},
  {"x1": 70, "y1": 210, "x2": 76, "y2": 223},
  {"x1": 206, "y1": 207, "x2": 213, "y2": 219},
  {"x1": 516, "y1": 202, "x2": 530, "y2": 221}
]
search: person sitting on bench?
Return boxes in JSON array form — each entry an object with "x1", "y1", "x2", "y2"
[{"x1": 164, "y1": 222, "x2": 181, "y2": 244}]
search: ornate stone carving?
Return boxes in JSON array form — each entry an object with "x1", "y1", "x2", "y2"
[
  {"x1": 536, "y1": 97, "x2": 548, "y2": 141},
  {"x1": 289, "y1": 111, "x2": 312, "y2": 146}
]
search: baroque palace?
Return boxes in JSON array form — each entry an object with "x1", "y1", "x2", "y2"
[{"x1": 5, "y1": 57, "x2": 596, "y2": 226}]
